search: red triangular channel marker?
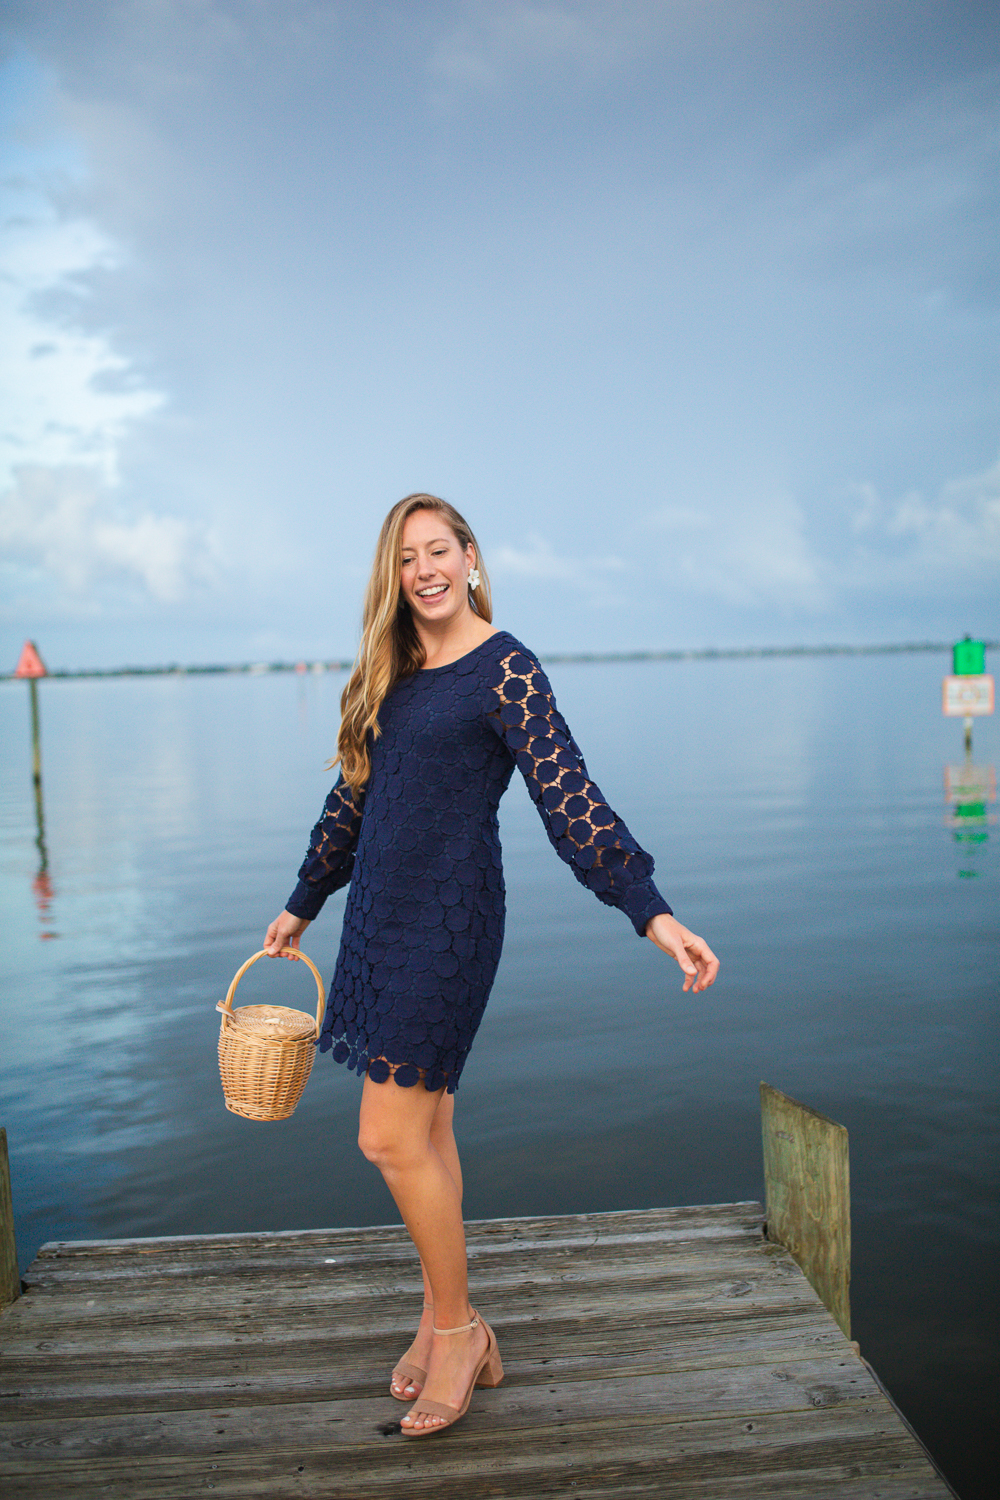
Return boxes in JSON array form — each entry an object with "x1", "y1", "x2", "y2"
[{"x1": 14, "y1": 640, "x2": 47, "y2": 678}]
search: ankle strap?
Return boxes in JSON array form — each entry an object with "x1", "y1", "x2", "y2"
[{"x1": 432, "y1": 1310, "x2": 479, "y2": 1336}]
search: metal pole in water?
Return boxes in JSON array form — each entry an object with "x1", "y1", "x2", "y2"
[
  {"x1": 30, "y1": 673, "x2": 43, "y2": 786},
  {"x1": 13, "y1": 642, "x2": 52, "y2": 908},
  {"x1": 29, "y1": 674, "x2": 51, "y2": 881}
]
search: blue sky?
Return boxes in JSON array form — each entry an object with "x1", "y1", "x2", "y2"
[{"x1": 1, "y1": 0, "x2": 997, "y2": 669}]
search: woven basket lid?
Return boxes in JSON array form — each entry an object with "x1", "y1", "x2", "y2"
[{"x1": 228, "y1": 1004, "x2": 317, "y2": 1041}]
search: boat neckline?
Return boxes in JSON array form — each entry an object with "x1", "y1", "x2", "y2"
[{"x1": 417, "y1": 629, "x2": 514, "y2": 673}]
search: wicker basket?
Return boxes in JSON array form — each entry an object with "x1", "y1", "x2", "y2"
[{"x1": 216, "y1": 948, "x2": 326, "y2": 1121}]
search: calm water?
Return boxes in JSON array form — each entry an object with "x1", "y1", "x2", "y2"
[{"x1": 1, "y1": 653, "x2": 997, "y2": 1497}]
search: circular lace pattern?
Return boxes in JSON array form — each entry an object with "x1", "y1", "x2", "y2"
[{"x1": 285, "y1": 633, "x2": 671, "y2": 1091}]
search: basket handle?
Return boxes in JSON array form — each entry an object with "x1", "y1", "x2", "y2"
[{"x1": 216, "y1": 948, "x2": 327, "y2": 1038}]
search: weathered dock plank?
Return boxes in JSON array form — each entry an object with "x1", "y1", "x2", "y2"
[{"x1": 0, "y1": 1204, "x2": 954, "y2": 1498}]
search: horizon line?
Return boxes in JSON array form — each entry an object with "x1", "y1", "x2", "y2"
[{"x1": 4, "y1": 638, "x2": 996, "y2": 682}]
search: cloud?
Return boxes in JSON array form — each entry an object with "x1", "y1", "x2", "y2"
[
  {"x1": 0, "y1": 61, "x2": 216, "y2": 617},
  {"x1": 0, "y1": 167, "x2": 164, "y2": 487},
  {"x1": 640, "y1": 455, "x2": 1000, "y2": 621},
  {"x1": 751, "y1": 69, "x2": 999, "y2": 312},
  {"x1": 430, "y1": 2, "x2": 597, "y2": 90},
  {"x1": 646, "y1": 492, "x2": 830, "y2": 613},
  {"x1": 427, "y1": 0, "x2": 662, "y2": 95},
  {"x1": 496, "y1": 492, "x2": 834, "y2": 619},
  {"x1": 843, "y1": 458, "x2": 1000, "y2": 592},
  {"x1": 0, "y1": 464, "x2": 216, "y2": 609},
  {"x1": 492, "y1": 531, "x2": 626, "y2": 592}
]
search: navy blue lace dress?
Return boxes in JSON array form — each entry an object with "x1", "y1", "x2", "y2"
[{"x1": 285, "y1": 632, "x2": 671, "y2": 1092}]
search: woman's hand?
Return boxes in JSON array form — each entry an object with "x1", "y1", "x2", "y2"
[
  {"x1": 645, "y1": 913, "x2": 719, "y2": 993},
  {"x1": 264, "y1": 911, "x2": 311, "y2": 957}
]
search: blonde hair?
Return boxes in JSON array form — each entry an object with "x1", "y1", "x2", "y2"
[{"x1": 334, "y1": 494, "x2": 492, "y2": 794}]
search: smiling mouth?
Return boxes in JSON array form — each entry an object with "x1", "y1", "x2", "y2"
[{"x1": 416, "y1": 584, "x2": 448, "y2": 598}]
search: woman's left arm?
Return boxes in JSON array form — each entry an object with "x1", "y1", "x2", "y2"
[{"x1": 487, "y1": 644, "x2": 719, "y2": 990}]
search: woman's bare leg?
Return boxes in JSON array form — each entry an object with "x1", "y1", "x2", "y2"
[
  {"x1": 359, "y1": 1076, "x2": 487, "y2": 1430},
  {"x1": 391, "y1": 1090, "x2": 462, "y2": 1397}
]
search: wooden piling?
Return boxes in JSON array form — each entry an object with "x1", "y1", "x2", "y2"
[
  {"x1": 760, "y1": 1081, "x2": 851, "y2": 1337},
  {"x1": 0, "y1": 1128, "x2": 20, "y2": 1310}
]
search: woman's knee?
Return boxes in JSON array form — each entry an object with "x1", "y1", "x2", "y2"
[
  {"x1": 358, "y1": 1117, "x2": 398, "y2": 1169},
  {"x1": 357, "y1": 1071, "x2": 444, "y2": 1169},
  {"x1": 358, "y1": 1102, "x2": 429, "y2": 1172}
]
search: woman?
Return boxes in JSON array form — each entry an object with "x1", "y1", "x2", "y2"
[{"x1": 264, "y1": 493, "x2": 719, "y2": 1437}]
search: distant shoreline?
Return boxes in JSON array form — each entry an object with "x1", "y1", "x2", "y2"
[{"x1": 4, "y1": 639, "x2": 994, "y2": 682}]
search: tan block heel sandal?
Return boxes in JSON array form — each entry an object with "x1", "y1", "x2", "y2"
[{"x1": 400, "y1": 1311, "x2": 503, "y2": 1437}]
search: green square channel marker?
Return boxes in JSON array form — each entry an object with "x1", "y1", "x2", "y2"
[{"x1": 953, "y1": 638, "x2": 986, "y2": 675}]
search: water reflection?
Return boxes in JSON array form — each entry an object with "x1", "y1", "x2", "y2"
[
  {"x1": 944, "y1": 759, "x2": 997, "y2": 878},
  {"x1": 32, "y1": 867, "x2": 57, "y2": 940}
]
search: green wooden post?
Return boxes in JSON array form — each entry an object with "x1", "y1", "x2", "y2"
[
  {"x1": 0, "y1": 1128, "x2": 20, "y2": 1310},
  {"x1": 760, "y1": 1082, "x2": 851, "y2": 1338}
]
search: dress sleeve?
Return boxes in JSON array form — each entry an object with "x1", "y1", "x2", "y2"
[
  {"x1": 285, "y1": 773, "x2": 366, "y2": 921},
  {"x1": 486, "y1": 644, "x2": 672, "y2": 936}
]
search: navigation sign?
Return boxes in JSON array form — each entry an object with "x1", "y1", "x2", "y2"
[
  {"x1": 14, "y1": 640, "x2": 47, "y2": 678},
  {"x1": 942, "y1": 675, "x2": 995, "y2": 717},
  {"x1": 953, "y1": 637, "x2": 986, "y2": 676}
]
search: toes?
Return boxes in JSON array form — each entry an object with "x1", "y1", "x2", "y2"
[
  {"x1": 391, "y1": 1375, "x2": 421, "y2": 1397},
  {"x1": 402, "y1": 1412, "x2": 440, "y2": 1431}
]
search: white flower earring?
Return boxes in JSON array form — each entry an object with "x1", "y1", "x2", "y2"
[{"x1": 467, "y1": 567, "x2": 481, "y2": 591}]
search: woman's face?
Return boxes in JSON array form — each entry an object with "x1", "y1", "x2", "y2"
[{"x1": 399, "y1": 509, "x2": 475, "y2": 628}]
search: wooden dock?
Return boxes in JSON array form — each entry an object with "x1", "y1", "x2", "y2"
[{"x1": 0, "y1": 1203, "x2": 953, "y2": 1498}]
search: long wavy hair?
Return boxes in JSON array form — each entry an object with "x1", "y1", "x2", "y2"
[{"x1": 334, "y1": 494, "x2": 492, "y2": 794}]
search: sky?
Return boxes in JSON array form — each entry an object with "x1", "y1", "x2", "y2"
[{"x1": 1, "y1": 0, "x2": 998, "y2": 670}]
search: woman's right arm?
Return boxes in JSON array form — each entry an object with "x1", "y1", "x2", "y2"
[{"x1": 264, "y1": 774, "x2": 365, "y2": 954}]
